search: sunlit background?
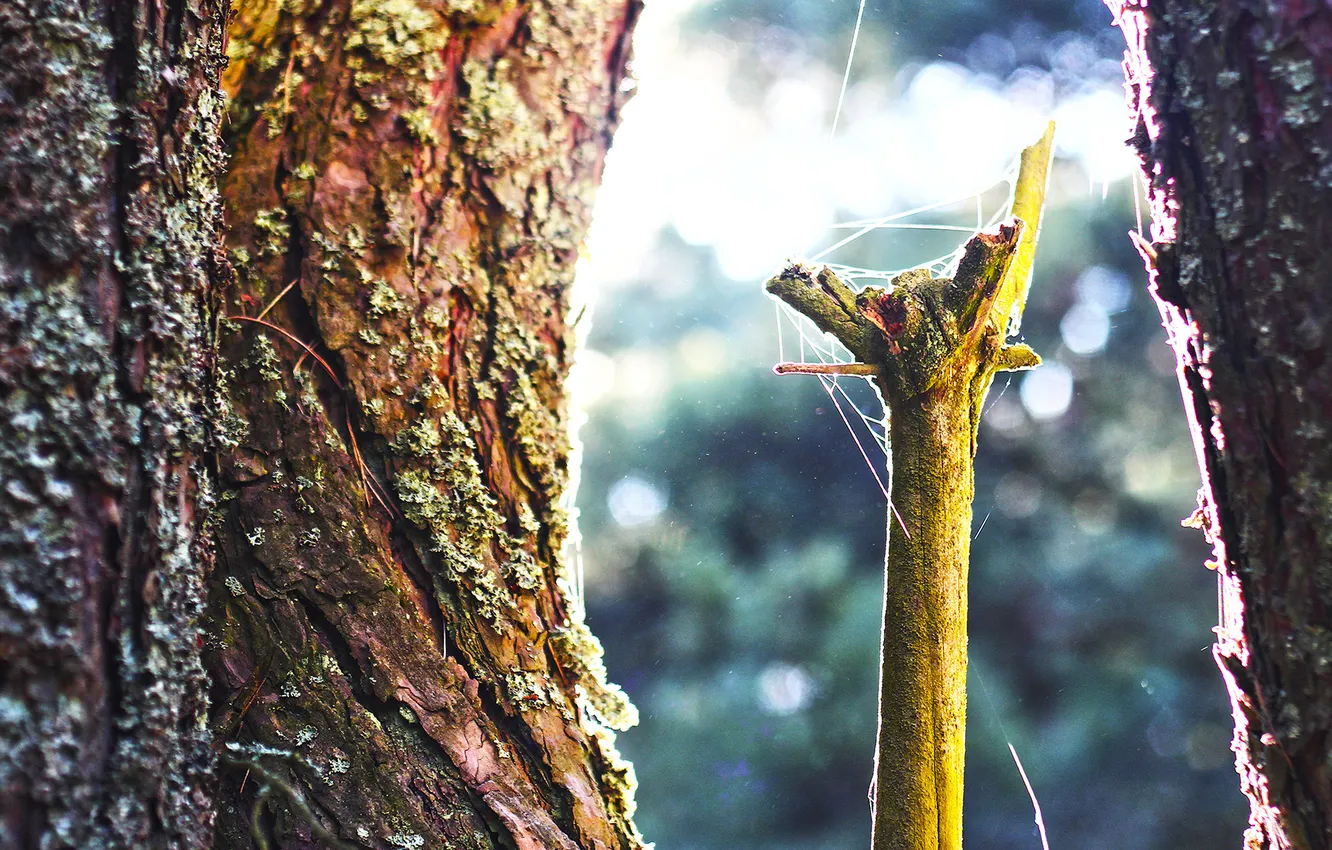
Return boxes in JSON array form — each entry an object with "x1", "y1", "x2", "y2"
[{"x1": 571, "y1": 0, "x2": 1247, "y2": 847}]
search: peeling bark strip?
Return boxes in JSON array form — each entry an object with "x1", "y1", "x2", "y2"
[
  {"x1": 209, "y1": 0, "x2": 645, "y2": 848},
  {"x1": 0, "y1": 0, "x2": 227, "y2": 847},
  {"x1": 1109, "y1": 1, "x2": 1332, "y2": 847}
]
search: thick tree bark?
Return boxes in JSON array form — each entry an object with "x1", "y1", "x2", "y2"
[
  {"x1": 1110, "y1": 1, "x2": 1332, "y2": 847},
  {"x1": 0, "y1": 0, "x2": 228, "y2": 846},
  {"x1": 208, "y1": 1, "x2": 645, "y2": 848}
]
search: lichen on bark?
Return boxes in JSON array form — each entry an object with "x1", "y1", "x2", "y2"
[
  {"x1": 0, "y1": 0, "x2": 229, "y2": 845},
  {"x1": 209, "y1": 0, "x2": 646, "y2": 847}
]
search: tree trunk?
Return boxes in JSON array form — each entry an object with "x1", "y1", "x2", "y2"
[
  {"x1": 0, "y1": 0, "x2": 228, "y2": 845},
  {"x1": 208, "y1": 0, "x2": 646, "y2": 848},
  {"x1": 766, "y1": 129, "x2": 1049, "y2": 850},
  {"x1": 1110, "y1": 1, "x2": 1332, "y2": 846}
]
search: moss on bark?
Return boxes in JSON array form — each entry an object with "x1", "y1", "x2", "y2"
[
  {"x1": 208, "y1": 0, "x2": 646, "y2": 847},
  {"x1": 765, "y1": 126, "x2": 1052, "y2": 850}
]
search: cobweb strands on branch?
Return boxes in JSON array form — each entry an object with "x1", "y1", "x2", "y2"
[
  {"x1": 767, "y1": 125, "x2": 1054, "y2": 491},
  {"x1": 764, "y1": 123, "x2": 1055, "y2": 850}
]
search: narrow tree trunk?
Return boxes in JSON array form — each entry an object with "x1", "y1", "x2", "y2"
[
  {"x1": 767, "y1": 220, "x2": 1042, "y2": 850},
  {"x1": 0, "y1": 0, "x2": 228, "y2": 845},
  {"x1": 1110, "y1": 1, "x2": 1332, "y2": 846},
  {"x1": 875, "y1": 378, "x2": 975, "y2": 850},
  {"x1": 208, "y1": 1, "x2": 645, "y2": 847},
  {"x1": 766, "y1": 128, "x2": 1050, "y2": 849}
]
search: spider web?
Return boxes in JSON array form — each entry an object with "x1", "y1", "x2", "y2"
[{"x1": 770, "y1": 170, "x2": 1025, "y2": 499}]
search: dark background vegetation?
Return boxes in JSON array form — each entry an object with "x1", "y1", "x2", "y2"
[{"x1": 575, "y1": 1, "x2": 1247, "y2": 846}]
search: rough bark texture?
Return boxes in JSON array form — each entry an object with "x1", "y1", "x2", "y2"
[
  {"x1": 208, "y1": 0, "x2": 645, "y2": 847},
  {"x1": 1110, "y1": 1, "x2": 1332, "y2": 847},
  {"x1": 0, "y1": 0, "x2": 228, "y2": 846}
]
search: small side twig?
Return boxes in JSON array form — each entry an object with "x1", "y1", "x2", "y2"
[
  {"x1": 226, "y1": 315, "x2": 343, "y2": 389},
  {"x1": 773, "y1": 361, "x2": 878, "y2": 377},
  {"x1": 226, "y1": 315, "x2": 396, "y2": 518},
  {"x1": 256, "y1": 279, "x2": 299, "y2": 322},
  {"x1": 212, "y1": 652, "x2": 275, "y2": 751},
  {"x1": 222, "y1": 748, "x2": 360, "y2": 850}
]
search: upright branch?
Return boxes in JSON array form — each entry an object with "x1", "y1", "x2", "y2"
[
  {"x1": 764, "y1": 122, "x2": 1054, "y2": 850},
  {"x1": 994, "y1": 122, "x2": 1056, "y2": 338}
]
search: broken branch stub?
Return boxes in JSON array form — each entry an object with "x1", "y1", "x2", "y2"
[
  {"x1": 765, "y1": 220, "x2": 1033, "y2": 405},
  {"x1": 764, "y1": 217, "x2": 1045, "y2": 850}
]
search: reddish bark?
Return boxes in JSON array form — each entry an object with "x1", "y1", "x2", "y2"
[{"x1": 209, "y1": 0, "x2": 645, "y2": 847}]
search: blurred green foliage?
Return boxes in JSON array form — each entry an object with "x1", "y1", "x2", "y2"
[{"x1": 575, "y1": 2, "x2": 1247, "y2": 847}]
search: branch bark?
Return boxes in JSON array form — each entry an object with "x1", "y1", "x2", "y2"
[
  {"x1": 766, "y1": 126, "x2": 1052, "y2": 850},
  {"x1": 770, "y1": 225, "x2": 1027, "y2": 850}
]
